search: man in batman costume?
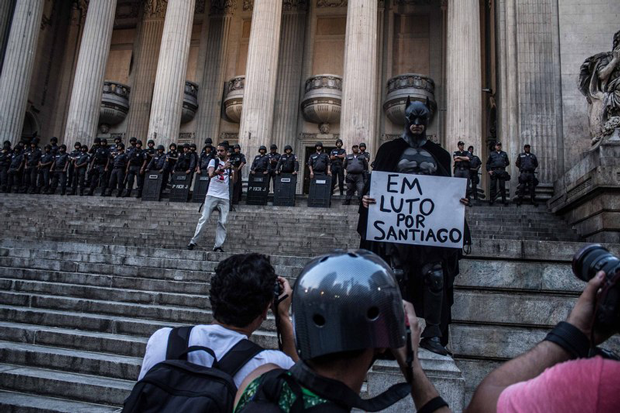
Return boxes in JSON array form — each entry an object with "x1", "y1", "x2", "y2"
[{"x1": 357, "y1": 97, "x2": 469, "y2": 356}]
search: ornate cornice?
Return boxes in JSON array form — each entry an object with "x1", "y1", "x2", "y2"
[
  {"x1": 395, "y1": 0, "x2": 435, "y2": 5},
  {"x1": 116, "y1": 0, "x2": 140, "y2": 19},
  {"x1": 317, "y1": 0, "x2": 347, "y2": 8},
  {"x1": 210, "y1": 0, "x2": 235, "y2": 16},
  {"x1": 144, "y1": 0, "x2": 168, "y2": 18},
  {"x1": 195, "y1": 0, "x2": 207, "y2": 14}
]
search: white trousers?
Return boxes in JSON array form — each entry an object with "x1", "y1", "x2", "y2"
[{"x1": 190, "y1": 196, "x2": 229, "y2": 248}]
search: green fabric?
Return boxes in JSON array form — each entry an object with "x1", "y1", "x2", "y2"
[{"x1": 235, "y1": 371, "x2": 330, "y2": 412}]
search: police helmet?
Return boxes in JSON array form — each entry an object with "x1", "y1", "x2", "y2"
[
  {"x1": 284, "y1": 145, "x2": 293, "y2": 152},
  {"x1": 81, "y1": 145, "x2": 88, "y2": 150},
  {"x1": 315, "y1": 141, "x2": 323, "y2": 148},
  {"x1": 129, "y1": 137, "x2": 137, "y2": 143},
  {"x1": 94, "y1": 137, "x2": 101, "y2": 144},
  {"x1": 148, "y1": 139, "x2": 155, "y2": 145},
  {"x1": 101, "y1": 139, "x2": 108, "y2": 145},
  {"x1": 359, "y1": 142, "x2": 366, "y2": 148},
  {"x1": 292, "y1": 250, "x2": 406, "y2": 360},
  {"x1": 117, "y1": 143, "x2": 125, "y2": 149},
  {"x1": 44, "y1": 144, "x2": 52, "y2": 151},
  {"x1": 205, "y1": 138, "x2": 213, "y2": 145},
  {"x1": 234, "y1": 144, "x2": 241, "y2": 150},
  {"x1": 74, "y1": 141, "x2": 82, "y2": 148},
  {"x1": 169, "y1": 143, "x2": 177, "y2": 149},
  {"x1": 50, "y1": 137, "x2": 58, "y2": 143},
  {"x1": 458, "y1": 141, "x2": 464, "y2": 146},
  {"x1": 59, "y1": 144, "x2": 67, "y2": 150},
  {"x1": 259, "y1": 145, "x2": 267, "y2": 152},
  {"x1": 190, "y1": 143, "x2": 197, "y2": 149},
  {"x1": 136, "y1": 140, "x2": 143, "y2": 146},
  {"x1": 157, "y1": 145, "x2": 165, "y2": 151},
  {"x1": 336, "y1": 138, "x2": 343, "y2": 145},
  {"x1": 182, "y1": 143, "x2": 190, "y2": 149},
  {"x1": 114, "y1": 137, "x2": 122, "y2": 143},
  {"x1": 270, "y1": 144, "x2": 278, "y2": 150},
  {"x1": 32, "y1": 137, "x2": 40, "y2": 145}
]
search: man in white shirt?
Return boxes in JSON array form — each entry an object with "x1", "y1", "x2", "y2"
[
  {"x1": 188, "y1": 143, "x2": 233, "y2": 252},
  {"x1": 138, "y1": 253, "x2": 297, "y2": 387}
]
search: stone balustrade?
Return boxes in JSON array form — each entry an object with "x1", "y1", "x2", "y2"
[
  {"x1": 181, "y1": 80, "x2": 199, "y2": 124},
  {"x1": 301, "y1": 74, "x2": 342, "y2": 134},
  {"x1": 383, "y1": 73, "x2": 437, "y2": 126},
  {"x1": 100, "y1": 80, "x2": 131, "y2": 128}
]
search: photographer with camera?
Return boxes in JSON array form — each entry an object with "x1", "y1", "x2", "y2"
[{"x1": 466, "y1": 244, "x2": 620, "y2": 413}]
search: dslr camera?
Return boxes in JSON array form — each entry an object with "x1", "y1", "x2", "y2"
[{"x1": 572, "y1": 244, "x2": 620, "y2": 334}]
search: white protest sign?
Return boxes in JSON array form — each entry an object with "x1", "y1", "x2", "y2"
[{"x1": 366, "y1": 172, "x2": 466, "y2": 249}]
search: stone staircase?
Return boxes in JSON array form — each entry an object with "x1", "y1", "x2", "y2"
[{"x1": 0, "y1": 193, "x2": 618, "y2": 411}]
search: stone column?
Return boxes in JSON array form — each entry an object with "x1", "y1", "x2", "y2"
[
  {"x1": 272, "y1": 3, "x2": 308, "y2": 151},
  {"x1": 0, "y1": 0, "x2": 44, "y2": 145},
  {"x1": 0, "y1": 0, "x2": 16, "y2": 74},
  {"x1": 195, "y1": 0, "x2": 235, "y2": 143},
  {"x1": 238, "y1": 0, "x2": 284, "y2": 163},
  {"x1": 147, "y1": 0, "x2": 196, "y2": 147},
  {"x1": 340, "y1": 0, "x2": 379, "y2": 156},
  {"x1": 125, "y1": 1, "x2": 167, "y2": 140},
  {"x1": 63, "y1": 0, "x2": 118, "y2": 148},
  {"x1": 445, "y1": 0, "x2": 482, "y2": 155}
]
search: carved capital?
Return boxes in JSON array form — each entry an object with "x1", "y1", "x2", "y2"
[
  {"x1": 116, "y1": 0, "x2": 140, "y2": 20},
  {"x1": 317, "y1": 0, "x2": 347, "y2": 8},
  {"x1": 210, "y1": 0, "x2": 235, "y2": 16},
  {"x1": 144, "y1": 0, "x2": 168, "y2": 19},
  {"x1": 195, "y1": 0, "x2": 207, "y2": 14}
]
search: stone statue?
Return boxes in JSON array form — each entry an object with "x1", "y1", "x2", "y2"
[{"x1": 579, "y1": 31, "x2": 620, "y2": 145}]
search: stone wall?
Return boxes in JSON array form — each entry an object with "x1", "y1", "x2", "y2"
[{"x1": 557, "y1": 0, "x2": 620, "y2": 170}]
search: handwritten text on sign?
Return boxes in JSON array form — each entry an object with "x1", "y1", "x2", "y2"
[{"x1": 366, "y1": 172, "x2": 466, "y2": 249}]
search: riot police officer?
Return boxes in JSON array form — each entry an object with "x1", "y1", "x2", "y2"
[
  {"x1": 87, "y1": 139, "x2": 110, "y2": 196},
  {"x1": 66, "y1": 142, "x2": 82, "y2": 191},
  {"x1": 250, "y1": 145, "x2": 270, "y2": 175},
  {"x1": 230, "y1": 144, "x2": 246, "y2": 204},
  {"x1": 486, "y1": 141, "x2": 510, "y2": 206},
  {"x1": 146, "y1": 145, "x2": 167, "y2": 174},
  {"x1": 267, "y1": 144, "x2": 280, "y2": 192},
  {"x1": 136, "y1": 140, "x2": 156, "y2": 198},
  {"x1": 275, "y1": 145, "x2": 299, "y2": 175},
  {"x1": 71, "y1": 145, "x2": 90, "y2": 196},
  {"x1": 50, "y1": 144, "x2": 70, "y2": 195},
  {"x1": 358, "y1": 142, "x2": 370, "y2": 184},
  {"x1": 0, "y1": 141, "x2": 11, "y2": 192},
  {"x1": 174, "y1": 143, "x2": 196, "y2": 188},
  {"x1": 308, "y1": 141, "x2": 331, "y2": 178},
  {"x1": 343, "y1": 144, "x2": 368, "y2": 205},
  {"x1": 453, "y1": 141, "x2": 472, "y2": 201},
  {"x1": 330, "y1": 138, "x2": 346, "y2": 196},
  {"x1": 468, "y1": 145, "x2": 482, "y2": 202},
  {"x1": 189, "y1": 143, "x2": 199, "y2": 173},
  {"x1": 37, "y1": 145, "x2": 54, "y2": 193},
  {"x1": 6, "y1": 143, "x2": 25, "y2": 193},
  {"x1": 124, "y1": 140, "x2": 144, "y2": 197},
  {"x1": 49, "y1": 137, "x2": 59, "y2": 156},
  {"x1": 162, "y1": 143, "x2": 178, "y2": 191},
  {"x1": 24, "y1": 139, "x2": 42, "y2": 193},
  {"x1": 105, "y1": 143, "x2": 128, "y2": 197},
  {"x1": 516, "y1": 144, "x2": 539, "y2": 206}
]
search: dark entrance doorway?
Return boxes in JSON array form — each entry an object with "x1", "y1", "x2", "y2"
[{"x1": 303, "y1": 145, "x2": 335, "y2": 194}]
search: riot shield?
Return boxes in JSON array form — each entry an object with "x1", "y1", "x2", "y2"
[
  {"x1": 274, "y1": 174, "x2": 297, "y2": 206},
  {"x1": 192, "y1": 171, "x2": 210, "y2": 203},
  {"x1": 170, "y1": 171, "x2": 192, "y2": 202},
  {"x1": 308, "y1": 174, "x2": 332, "y2": 208},
  {"x1": 246, "y1": 173, "x2": 269, "y2": 205},
  {"x1": 142, "y1": 172, "x2": 163, "y2": 202}
]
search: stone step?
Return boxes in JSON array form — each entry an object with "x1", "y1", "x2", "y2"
[
  {"x1": 0, "y1": 390, "x2": 118, "y2": 413},
  {"x1": 0, "y1": 341, "x2": 141, "y2": 381},
  {"x1": 0, "y1": 364, "x2": 132, "y2": 406}
]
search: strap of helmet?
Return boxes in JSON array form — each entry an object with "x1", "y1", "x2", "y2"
[{"x1": 290, "y1": 361, "x2": 410, "y2": 412}]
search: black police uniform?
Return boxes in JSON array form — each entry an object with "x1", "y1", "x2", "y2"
[
  {"x1": 230, "y1": 151, "x2": 246, "y2": 204},
  {"x1": 137, "y1": 147, "x2": 156, "y2": 197},
  {"x1": 486, "y1": 149, "x2": 510, "y2": 204},
  {"x1": 330, "y1": 147, "x2": 346, "y2": 195},
  {"x1": 7, "y1": 150, "x2": 25, "y2": 193},
  {"x1": 67, "y1": 148, "x2": 81, "y2": 189},
  {"x1": 469, "y1": 154, "x2": 482, "y2": 200},
  {"x1": 106, "y1": 151, "x2": 129, "y2": 196},
  {"x1": 308, "y1": 152, "x2": 330, "y2": 175},
  {"x1": 0, "y1": 146, "x2": 11, "y2": 192},
  {"x1": 267, "y1": 151, "x2": 281, "y2": 192},
  {"x1": 88, "y1": 146, "x2": 110, "y2": 195},
  {"x1": 344, "y1": 153, "x2": 367, "y2": 204},
  {"x1": 50, "y1": 152, "x2": 69, "y2": 195},
  {"x1": 24, "y1": 147, "x2": 42, "y2": 193},
  {"x1": 38, "y1": 151, "x2": 54, "y2": 193},
  {"x1": 50, "y1": 143, "x2": 59, "y2": 156},
  {"x1": 147, "y1": 153, "x2": 167, "y2": 172},
  {"x1": 359, "y1": 150, "x2": 371, "y2": 184},
  {"x1": 162, "y1": 149, "x2": 178, "y2": 191},
  {"x1": 516, "y1": 151, "x2": 539, "y2": 205},
  {"x1": 124, "y1": 146, "x2": 143, "y2": 196},
  {"x1": 276, "y1": 153, "x2": 299, "y2": 174},
  {"x1": 453, "y1": 150, "x2": 471, "y2": 197},
  {"x1": 251, "y1": 153, "x2": 270, "y2": 173},
  {"x1": 174, "y1": 150, "x2": 196, "y2": 188},
  {"x1": 72, "y1": 152, "x2": 90, "y2": 195}
]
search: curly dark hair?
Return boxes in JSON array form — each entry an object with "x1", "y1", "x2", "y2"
[{"x1": 210, "y1": 253, "x2": 277, "y2": 328}]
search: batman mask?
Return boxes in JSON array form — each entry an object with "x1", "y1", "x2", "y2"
[{"x1": 403, "y1": 97, "x2": 431, "y2": 146}]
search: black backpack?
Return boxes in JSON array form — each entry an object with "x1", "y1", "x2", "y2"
[{"x1": 123, "y1": 326, "x2": 264, "y2": 413}]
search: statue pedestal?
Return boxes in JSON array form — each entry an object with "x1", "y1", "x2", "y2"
[
  {"x1": 549, "y1": 141, "x2": 620, "y2": 243},
  {"x1": 366, "y1": 349, "x2": 465, "y2": 412}
]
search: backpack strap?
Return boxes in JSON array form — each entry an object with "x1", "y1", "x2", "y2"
[
  {"x1": 217, "y1": 339, "x2": 264, "y2": 378},
  {"x1": 166, "y1": 326, "x2": 193, "y2": 360}
]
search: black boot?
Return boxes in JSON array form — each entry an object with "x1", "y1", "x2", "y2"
[{"x1": 420, "y1": 337, "x2": 450, "y2": 356}]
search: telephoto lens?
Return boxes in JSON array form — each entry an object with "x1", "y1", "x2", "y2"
[{"x1": 572, "y1": 244, "x2": 620, "y2": 333}]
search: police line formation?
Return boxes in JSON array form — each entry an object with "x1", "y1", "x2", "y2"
[{"x1": 1, "y1": 136, "x2": 539, "y2": 206}]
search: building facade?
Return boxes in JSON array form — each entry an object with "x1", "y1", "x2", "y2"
[{"x1": 0, "y1": 0, "x2": 618, "y2": 200}]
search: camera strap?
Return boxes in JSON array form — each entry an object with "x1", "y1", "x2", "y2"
[
  {"x1": 543, "y1": 321, "x2": 589, "y2": 359},
  {"x1": 274, "y1": 293, "x2": 288, "y2": 351}
]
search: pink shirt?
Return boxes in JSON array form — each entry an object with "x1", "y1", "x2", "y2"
[{"x1": 498, "y1": 357, "x2": 620, "y2": 413}]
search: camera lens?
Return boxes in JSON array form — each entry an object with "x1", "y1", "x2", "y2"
[{"x1": 572, "y1": 244, "x2": 620, "y2": 281}]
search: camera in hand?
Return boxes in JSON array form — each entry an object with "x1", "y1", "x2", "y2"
[
  {"x1": 274, "y1": 280, "x2": 283, "y2": 300},
  {"x1": 572, "y1": 244, "x2": 620, "y2": 333}
]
